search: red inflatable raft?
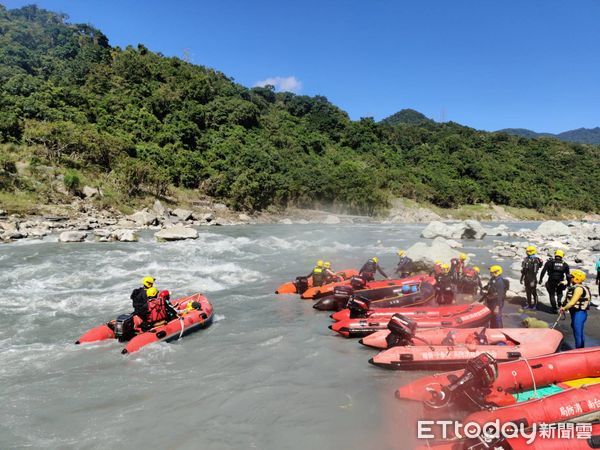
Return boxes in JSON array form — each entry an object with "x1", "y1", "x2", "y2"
[
  {"x1": 368, "y1": 328, "x2": 563, "y2": 370},
  {"x1": 76, "y1": 293, "x2": 213, "y2": 354},
  {"x1": 395, "y1": 348, "x2": 600, "y2": 410},
  {"x1": 329, "y1": 303, "x2": 491, "y2": 338},
  {"x1": 275, "y1": 269, "x2": 358, "y2": 294},
  {"x1": 301, "y1": 274, "x2": 432, "y2": 300}
]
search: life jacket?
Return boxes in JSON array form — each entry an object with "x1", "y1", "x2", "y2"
[
  {"x1": 548, "y1": 258, "x2": 568, "y2": 281},
  {"x1": 312, "y1": 267, "x2": 325, "y2": 286},
  {"x1": 522, "y1": 256, "x2": 542, "y2": 275},
  {"x1": 463, "y1": 267, "x2": 476, "y2": 279},
  {"x1": 397, "y1": 257, "x2": 411, "y2": 271},
  {"x1": 564, "y1": 285, "x2": 592, "y2": 311},
  {"x1": 450, "y1": 258, "x2": 465, "y2": 276},
  {"x1": 147, "y1": 295, "x2": 168, "y2": 323}
]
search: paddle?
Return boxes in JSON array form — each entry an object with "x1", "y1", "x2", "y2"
[{"x1": 551, "y1": 310, "x2": 565, "y2": 329}]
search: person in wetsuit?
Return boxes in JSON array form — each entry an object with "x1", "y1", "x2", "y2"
[
  {"x1": 520, "y1": 245, "x2": 543, "y2": 310},
  {"x1": 130, "y1": 276, "x2": 155, "y2": 322},
  {"x1": 482, "y1": 265, "x2": 506, "y2": 328},
  {"x1": 450, "y1": 253, "x2": 468, "y2": 288},
  {"x1": 395, "y1": 250, "x2": 413, "y2": 278},
  {"x1": 307, "y1": 260, "x2": 326, "y2": 287},
  {"x1": 435, "y1": 264, "x2": 454, "y2": 305},
  {"x1": 539, "y1": 250, "x2": 570, "y2": 312},
  {"x1": 560, "y1": 270, "x2": 592, "y2": 348},
  {"x1": 359, "y1": 257, "x2": 388, "y2": 282}
]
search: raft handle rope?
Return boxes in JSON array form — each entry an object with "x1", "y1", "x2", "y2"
[{"x1": 518, "y1": 357, "x2": 538, "y2": 399}]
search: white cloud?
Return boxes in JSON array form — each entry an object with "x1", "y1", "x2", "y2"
[{"x1": 254, "y1": 76, "x2": 302, "y2": 93}]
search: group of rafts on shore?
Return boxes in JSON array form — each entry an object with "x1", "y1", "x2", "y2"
[{"x1": 276, "y1": 267, "x2": 600, "y2": 449}]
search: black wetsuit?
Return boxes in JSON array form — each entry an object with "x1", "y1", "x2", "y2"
[
  {"x1": 435, "y1": 273, "x2": 454, "y2": 305},
  {"x1": 359, "y1": 260, "x2": 388, "y2": 282},
  {"x1": 130, "y1": 287, "x2": 149, "y2": 320},
  {"x1": 395, "y1": 257, "x2": 413, "y2": 278},
  {"x1": 520, "y1": 255, "x2": 543, "y2": 308},
  {"x1": 539, "y1": 257, "x2": 570, "y2": 310},
  {"x1": 483, "y1": 276, "x2": 506, "y2": 328}
]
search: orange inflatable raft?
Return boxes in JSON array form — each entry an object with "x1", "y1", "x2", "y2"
[{"x1": 76, "y1": 293, "x2": 213, "y2": 354}]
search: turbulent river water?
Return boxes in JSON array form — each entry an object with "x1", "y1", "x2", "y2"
[{"x1": 0, "y1": 222, "x2": 538, "y2": 450}]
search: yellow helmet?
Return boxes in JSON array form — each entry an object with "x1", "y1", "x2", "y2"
[
  {"x1": 489, "y1": 265, "x2": 503, "y2": 277},
  {"x1": 459, "y1": 253, "x2": 467, "y2": 261},
  {"x1": 571, "y1": 270, "x2": 586, "y2": 284},
  {"x1": 142, "y1": 276, "x2": 155, "y2": 288},
  {"x1": 316, "y1": 260, "x2": 324, "y2": 268},
  {"x1": 372, "y1": 257, "x2": 379, "y2": 263},
  {"x1": 397, "y1": 250, "x2": 406, "y2": 257},
  {"x1": 441, "y1": 263, "x2": 450, "y2": 274},
  {"x1": 473, "y1": 266, "x2": 480, "y2": 273},
  {"x1": 146, "y1": 287, "x2": 158, "y2": 298},
  {"x1": 324, "y1": 261, "x2": 331, "y2": 269},
  {"x1": 555, "y1": 250, "x2": 565, "y2": 258},
  {"x1": 526, "y1": 245, "x2": 537, "y2": 255},
  {"x1": 434, "y1": 260, "x2": 442, "y2": 265}
]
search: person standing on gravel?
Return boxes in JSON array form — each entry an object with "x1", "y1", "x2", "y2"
[
  {"x1": 539, "y1": 250, "x2": 570, "y2": 313},
  {"x1": 560, "y1": 270, "x2": 592, "y2": 348},
  {"x1": 520, "y1": 246, "x2": 543, "y2": 310}
]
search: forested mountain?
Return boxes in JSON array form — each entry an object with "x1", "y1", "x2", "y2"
[
  {"x1": 1, "y1": 5, "x2": 599, "y2": 214},
  {"x1": 499, "y1": 127, "x2": 600, "y2": 145},
  {"x1": 380, "y1": 109, "x2": 433, "y2": 126}
]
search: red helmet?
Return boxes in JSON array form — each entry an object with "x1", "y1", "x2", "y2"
[{"x1": 158, "y1": 290, "x2": 170, "y2": 301}]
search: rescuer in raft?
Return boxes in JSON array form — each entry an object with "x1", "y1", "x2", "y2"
[
  {"x1": 461, "y1": 266, "x2": 483, "y2": 295},
  {"x1": 359, "y1": 257, "x2": 388, "y2": 282},
  {"x1": 560, "y1": 270, "x2": 592, "y2": 348},
  {"x1": 130, "y1": 276, "x2": 156, "y2": 322},
  {"x1": 435, "y1": 263, "x2": 454, "y2": 305},
  {"x1": 520, "y1": 245, "x2": 543, "y2": 310},
  {"x1": 323, "y1": 261, "x2": 340, "y2": 283},
  {"x1": 394, "y1": 250, "x2": 413, "y2": 278},
  {"x1": 430, "y1": 260, "x2": 442, "y2": 276},
  {"x1": 450, "y1": 253, "x2": 468, "y2": 287},
  {"x1": 307, "y1": 260, "x2": 326, "y2": 287},
  {"x1": 481, "y1": 265, "x2": 507, "y2": 328},
  {"x1": 539, "y1": 250, "x2": 571, "y2": 312}
]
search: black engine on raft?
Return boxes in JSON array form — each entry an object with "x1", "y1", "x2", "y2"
[
  {"x1": 425, "y1": 353, "x2": 498, "y2": 410},
  {"x1": 385, "y1": 314, "x2": 417, "y2": 348}
]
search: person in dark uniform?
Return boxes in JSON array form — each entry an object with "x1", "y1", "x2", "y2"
[
  {"x1": 130, "y1": 276, "x2": 155, "y2": 321},
  {"x1": 435, "y1": 264, "x2": 454, "y2": 305},
  {"x1": 359, "y1": 257, "x2": 388, "y2": 282},
  {"x1": 520, "y1": 245, "x2": 543, "y2": 310},
  {"x1": 560, "y1": 270, "x2": 592, "y2": 348},
  {"x1": 307, "y1": 260, "x2": 326, "y2": 287},
  {"x1": 450, "y1": 253, "x2": 468, "y2": 288},
  {"x1": 482, "y1": 265, "x2": 506, "y2": 328},
  {"x1": 461, "y1": 266, "x2": 483, "y2": 295},
  {"x1": 539, "y1": 250, "x2": 570, "y2": 312},
  {"x1": 395, "y1": 250, "x2": 413, "y2": 278}
]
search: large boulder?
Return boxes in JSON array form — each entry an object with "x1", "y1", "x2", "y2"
[
  {"x1": 535, "y1": 221, "x2": 572, "y2": 236},
  {"x1": 421, "y1": 221, "x2": 454, "y2": 239},
  {"x1": 172, "y1": 208, "x2": 193, "y2": 221},
  {"x1": 58, "y1": 231, "x2": 87, "y2": 242},
  {"x1": 130, "y1": 210, "x2": 158, "y2": 226},
  {"x1": 153, "y1": 199, "x2": 168, "y2": 217},
  {"x1": 323, "y1": 215, "x2": 341, "y2": 224},
  {"x1": 155, "y1": 225, "x2": 198, "y2": 241},
  {"x1": 112, "y1": 229, "x2": 139, "y2": 242},
  {"x1": 82, "y1": 186, "x2": 100, "y2": 199},
  {"x1": 421, "y1": 220, "x2": 486, "y2": 240},
  {"x1": 406, "y1": 236, "x2": 461, "y2": 265}
]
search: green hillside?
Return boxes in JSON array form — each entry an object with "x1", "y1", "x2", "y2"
[
  {"x1": 498, "y1": 127, "x2": 600, "y2": 145},
  {"x1": 1, "y1": 5, "x2": 599, "y2": 215}
]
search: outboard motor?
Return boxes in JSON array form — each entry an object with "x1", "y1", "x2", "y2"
[
  {"x1": 385, "y1": 314, "x2": 417, "y2": 347},
  {"x1": 114, "y1": 313, "x2": 136, "y2": 342},
  {"x1": 350, "y1": 276, "x2": 367, "y2": 290},
  {"x1": 294, "y1": 276, "x2": 309, "y2": 294},
  {"x1": 347, "y1": 296, "x2": 370, "y2": 318},
  {"x1": 333, "y1": 285, "x2": 354, "y2": 310},
  {"x1": 426, "y1": 353, "x2": 498, "y2": 409}
]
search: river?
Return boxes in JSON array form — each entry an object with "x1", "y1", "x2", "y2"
[{"x1": 0, "y1": 222, "x2": 537, "y2": 449}]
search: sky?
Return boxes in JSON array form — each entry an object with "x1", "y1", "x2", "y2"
[{"x1": 3, "y1": 0, "x2": 600, "y2": 133}]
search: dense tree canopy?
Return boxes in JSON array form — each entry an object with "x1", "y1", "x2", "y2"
[{"x1": 0, "y1": 5, "x2": 599, "y2": 214}]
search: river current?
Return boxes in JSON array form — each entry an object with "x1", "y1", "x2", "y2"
[{"x1": 0, "y1": 222, "x2": 536, "y2": 449}]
